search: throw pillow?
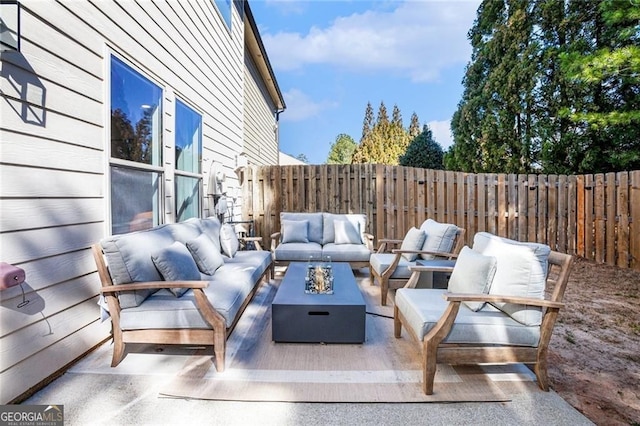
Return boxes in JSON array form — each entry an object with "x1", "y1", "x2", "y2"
[
  {"x1": 447, "y1": 246, "x2": 497, "y2": 311},
  {"x1": 281, "y1": 220, "x2": 309, "y2": 244},
  {"x1": 186, "y1": 234, "x2": 225, "y2": 275},
  {"x1": 419, "y1": 219, "x2": 459, "y2": 260},
  {"x1": 400, "y1": 227, "x2": 427, "y2": 261},
  {"x1": 333, "y1": 220, "x2": 361, "y2": 244},
  {"x1": 220, "y1": 223, "x2": 240, "y2": 258},
  {"x1": 151, "y1": 242, "x2": 201, "y2": 297}
]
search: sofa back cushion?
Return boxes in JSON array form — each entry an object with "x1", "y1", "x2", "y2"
[
  {"x1": 322, "y1": 213, "x2": 366, "y2": 245},
  {"x1": 281, "y1": 212, "x2": 324, "y2": 244},
  {"x1": 472, "y1": 232, "x2": 551, "y2": 325},
  {"x1": 419, "y1": 219, "x2": 459, "y2": 260},
  {"x1": 200, "y1": 217, "x2": 222, "y2": 252},
  {"x1": 100, "y1": 226, "x2": 175, "y2": 308}
]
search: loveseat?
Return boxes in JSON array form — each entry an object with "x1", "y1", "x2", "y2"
[
  {"x1": 270, "y1": 212, "x2": 374, "y2": 269},
  {"x1": 92, "y1": 216, "x2": 272, "y2": 372}
]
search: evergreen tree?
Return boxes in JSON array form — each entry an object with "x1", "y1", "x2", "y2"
[
  {"x1": 400, "y1": 124, "x2": 444, "y2": 169},
  {"x1": 327, "y1": 134, "x2": 357, "y2": 164},
  {"x1": 353, "y1": 101, "x2": 412, "y2": 164},
  {"x1": 361, "y1": 102, "x2": 374, "y2": 140},
  {"x1": 409, "y1": 113, "x2": 421, "y2": 138}
]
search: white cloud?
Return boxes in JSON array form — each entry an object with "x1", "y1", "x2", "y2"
[
  {"x1": 262, "y1": 0, "x2": 480, "y2": 82},
  {"x1": 280, "y1": 88, "x2": 338, "y2": 122},
  {"x1": 427, "y1": 119, "x2": 454, "y2": 150}
]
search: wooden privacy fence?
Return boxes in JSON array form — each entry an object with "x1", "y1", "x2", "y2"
[{"x1": 241, "y1": 165, "x2": 640, "y2": 271}]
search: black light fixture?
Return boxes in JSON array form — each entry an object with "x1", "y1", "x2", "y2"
[{"x1": 0, "y1": 0, "x2": 21, "y2": 52}]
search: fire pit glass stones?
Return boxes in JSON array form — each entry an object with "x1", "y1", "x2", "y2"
[{"x1": 304, "y1": 257, "x2": 333, "y2": 294}]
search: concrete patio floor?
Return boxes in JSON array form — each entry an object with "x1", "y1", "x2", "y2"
[
  {"x1": 22, "y1": 335, "x2": 594, "y2": 426},
  {"x1": 21, "y1": 269, "x2": 594, "y2": 426}
]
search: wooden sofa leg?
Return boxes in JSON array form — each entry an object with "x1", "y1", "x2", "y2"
[
  {"x1": 213, "y1": 330, "x2": 226, "y2": 372},
  {"x1": 380, "y1": 277, "x2": 388, "y2": 306},
  {"x1": 110, "y1": 336, "x2": 125, "y2": 367},
  {"x1": 393, "y1": 306, "x2": 402, "y2": 338},
  {"x1": 422, "y1": 340, "x2": 437, "y2": 395}
]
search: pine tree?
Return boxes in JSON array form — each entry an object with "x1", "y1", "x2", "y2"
[
  {"x1": 400, "y1": 124, "x2": 444, "y2": 169},
  {"x1": 408, "y1": 113, "x2": 421, "y2": 138}
]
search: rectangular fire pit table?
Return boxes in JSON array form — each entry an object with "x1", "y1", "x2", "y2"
[{"x1": 272, "y1": 262, "x2": 366, "y2": 343}]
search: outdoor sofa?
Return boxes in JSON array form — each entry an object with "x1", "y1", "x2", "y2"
[
  {"x1": 92, "y1": 216, "x2": 272, "y2": 372},
  {"x1": 270, "y1": 212, "x2": 375, "y2": 269}
]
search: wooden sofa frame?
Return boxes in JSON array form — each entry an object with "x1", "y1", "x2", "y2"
[
  {"x1": 394, "y1": 250, "x2": 574, "y2": 394},
  {"x1": 92, "y1": 244, "x2": 269, "y2": 372}
]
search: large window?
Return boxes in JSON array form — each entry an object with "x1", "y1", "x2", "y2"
[
  {"x1": 110, "y1": 56, "x2": 163, "y2": 234},
  {"x1": 213, "y1": 0, "x2": 232, "y2": 31},
  {"x1": 175, "y1": 100, "x2": 203, "y2": 222}
]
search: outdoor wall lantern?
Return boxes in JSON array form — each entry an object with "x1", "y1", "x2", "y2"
[
  {"x1": 0, "y1": 0, "x2": 21, "y2": 52},
  {"x1": 0, "y1": 262, "x2": 29, "y2": 308}
]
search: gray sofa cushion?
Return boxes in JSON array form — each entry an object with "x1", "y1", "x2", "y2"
[
  {"x1": 100, "y1": 226, "x2": 175, "y2": 308},
  {"x1": 281, "y1": 219, "x2": 309, "y2": 243},
  {"x1": 419, "y1": 219, "x2": 459, "y2": 260},
  {"x1": 473, "y1": 232, "x2": 551, "y2": 326},
  {"x1": 322, "y1": 243, "x2": 372, "y2": 262},
  {"x1": 186, "y1": 234, "x2": 225, "y2": 275},
  {"x1": 223, "y1": 250, "x2": 272, "y2": 283},
  {"x1": 151, "y1": 241, "x2": 201, "y2": 297},
  {"x1": 395, "y1": 288, "x2": 541, "y2": 346},
  {"x1": 447, "y1": 246, "x2": 497, "y2": 311},
  {"x1": 200, "y1": 217, "x2": 222, "y2": 252},
  {"x1": 281, "y1": 213, "x2": 324, "y2": 244},
  {"x1": 274, "y1": 242, "x2": 323, "y2": 262},
  {"x1": 369, "y1": 253, "x2": 416, "y2": 279}
]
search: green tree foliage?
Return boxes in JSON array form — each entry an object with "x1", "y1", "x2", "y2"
[
  {"x1": 111, "y1": 108, "x2": 154, "y2": 164},
  {"x1": 447, "y1": 0, "x2": 640, "y2": 174},
  {"x1": 353, "y1": 102, "x2": 413, "y2": 164},
  {"x1": 327, "y1": 133, "x2": 357, "y2": 164},
  {"x1": 295, "y1": 153, "x2": 309, "y2": 164},
  {"x1": 400, "y1": 124, "x2": 444, "y2": 169},
  {"x1": 408, "y1": 113, "x2": 421, "y2": 138}
]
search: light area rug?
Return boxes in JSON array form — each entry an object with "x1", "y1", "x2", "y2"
[{"x1": 160, "y1": 275, "x2": 514, "y2": 403}]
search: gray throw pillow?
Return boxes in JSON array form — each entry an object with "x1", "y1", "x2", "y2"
[
  {"x1": 281, "y1": 220, "x2": 309, "y2": 243},
  {"x1": 220, "y1": 223, "x2": 239, "y2": 258},
  {"x1": 333, "y1": 220, "x2": 361, "y2": 244},
  {"x1": 447, "y1": 246, "x2": 497, "y2": 311},
  {"x1": 186, "y1": 234, "x2": 225, "y2": 275},
  {"x1": 400, "y1": 227, "x2": 427, "y2": 261},
  {"x1": 151, "y1": 242, "x2": 200, "y2": 297}
]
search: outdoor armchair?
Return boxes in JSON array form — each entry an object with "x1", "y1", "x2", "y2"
[
  {"x1": 369, "y1": 219, "x2": 465, "y2": 305},
  {"x1": 393, "y1": 232, "x2": 574, "y2": 395}
]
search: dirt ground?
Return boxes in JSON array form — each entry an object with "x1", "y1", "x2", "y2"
[{"x1": 548, "y1": 257, "x2": 640, "y2": 425}]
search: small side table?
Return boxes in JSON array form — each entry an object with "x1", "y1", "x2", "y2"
[{"x1": 406, "y1": 259, "x2": 456, "y2": 289}]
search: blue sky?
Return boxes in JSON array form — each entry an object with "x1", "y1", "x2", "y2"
[{"x1": 250, "y1": 0, "x2": 482, "y2": 165}]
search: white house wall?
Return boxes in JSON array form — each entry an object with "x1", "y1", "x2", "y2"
[
  {"x1": 243, "y1": 47, "x2": 279, "y2": 165},
  {"x1": 0, "y1": 0, "x2": 263, "y2": 403}
]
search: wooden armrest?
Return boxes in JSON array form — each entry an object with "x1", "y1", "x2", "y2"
[
  {"x1": 443, "y1": 292, "x2": 564, "y2": 309},
  {"x1": 391, "y1": 249, "x2": 458, "y2": 258},
  {"x1": 240, "y1": 236, "x2": 263, "y2": 251},
  {"x1": 100, "y1": 281, "x2": 209, "y2": 293},
  {"x1": 270, "y1": 232, "x2": 281, "y2": 239},
  {"x1": 379, "y1": 238, "x2": 403, "y2": 245}
]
